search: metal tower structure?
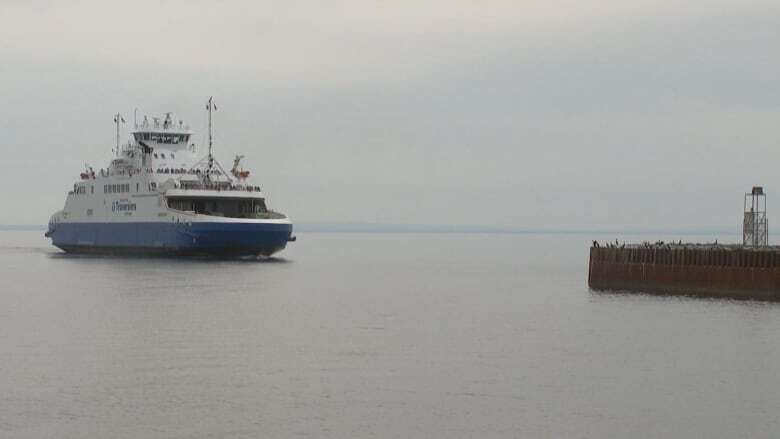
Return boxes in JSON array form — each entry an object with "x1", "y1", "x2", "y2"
[{"x1": 743, "y1": 186, "x2": 768, "y2": 246}]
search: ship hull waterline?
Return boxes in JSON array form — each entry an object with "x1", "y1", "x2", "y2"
[{"x1": 48, "y1": 221, "x2": 293, "y2": 257}]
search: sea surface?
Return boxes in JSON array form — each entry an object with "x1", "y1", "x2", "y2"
[{"x1": 1, "y1": 230, "x2": 779, "y2": 438}]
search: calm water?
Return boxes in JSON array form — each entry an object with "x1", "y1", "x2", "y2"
[{"x1": 1, "y1": 230, "x2": 779, "y2": 438}]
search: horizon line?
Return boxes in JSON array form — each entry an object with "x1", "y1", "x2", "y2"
[{"x1": 0, "y1": 222, "x2": 739, "y2": 236}]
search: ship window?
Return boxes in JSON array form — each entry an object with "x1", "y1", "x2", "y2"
[
  {"x1": 112, "y1": 184, "x2": 117, "y2": 193},
  {"x1": 161, "y1": 153, "x2": 166, "y2": 159},
  {"x1": 154, "y1": 153, "x2": 158, "y2": 158},
  {"x1": 166, "y1": 197, "x2": 269, "y2": 218},
  {"x1": 91, "y1": 185, "x2": 94, "y2": 194},
  {"x1": 171, "y1": 153, "x2": 175, "y2": 159},
  {"x1": 136, "y1": 183, "x2": 139, "y2": 192}
]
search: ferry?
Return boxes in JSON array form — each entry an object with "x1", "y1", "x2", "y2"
[{"x1": 45, "y1": 98, "x2": 294, "y2": 256}]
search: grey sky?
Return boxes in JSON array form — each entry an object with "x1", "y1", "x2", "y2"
[{"x1": 2, "y1": 0, "x2": 779, "y2": 230}]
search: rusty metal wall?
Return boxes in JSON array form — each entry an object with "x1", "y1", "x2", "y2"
[{"x1": 588, "y1": 246, "x2": 780, "y2": 300}]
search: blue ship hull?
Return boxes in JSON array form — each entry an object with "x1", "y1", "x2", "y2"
[{"x1": 48, "y1": 221, "x2": 293, "y2": 257}]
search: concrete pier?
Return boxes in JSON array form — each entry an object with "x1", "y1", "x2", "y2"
[{"x1": 588, "y1": 243, "x2": 780, "y2": 300}]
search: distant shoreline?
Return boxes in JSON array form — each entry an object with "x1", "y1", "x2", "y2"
[
  {"x1": 0, "y1": 223, "x2": 737, "y2": 236},
  {"x1": 0, "y1": 225, "x2": 46, "y2": 231}
]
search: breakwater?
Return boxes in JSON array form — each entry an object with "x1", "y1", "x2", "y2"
[{"x1": 588, "y1": 242, "x2": 780, "y2": 300}]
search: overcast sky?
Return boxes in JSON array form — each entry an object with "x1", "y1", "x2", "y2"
[{"x1": 2, "y1": 0, "x2": 779, "y2": 230}]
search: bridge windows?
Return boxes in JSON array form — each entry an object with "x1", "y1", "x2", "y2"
[{"x1": 134, "y1": 132, "x2": 191, "y2": 145}]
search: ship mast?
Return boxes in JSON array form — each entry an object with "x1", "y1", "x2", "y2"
[
  {"x1": 206, "y1": 97, "x2": 217, "y2": 172},
  {"x1": 113, "y1": 113, "x2": 125, "y2": 155}
]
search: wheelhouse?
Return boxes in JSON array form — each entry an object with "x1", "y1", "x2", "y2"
[{"x1": 132, "y1": 113, "x2": 192, "y2": 149}]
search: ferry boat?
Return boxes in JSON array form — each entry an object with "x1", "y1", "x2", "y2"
[{"x1": 45, "y1": 98, "x2": 294, "y2": 256}]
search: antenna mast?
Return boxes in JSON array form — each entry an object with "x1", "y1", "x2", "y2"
[
  {"x1": 206, "y1": 97, "x2": 218, "y2": 171},
  {"x1": 113, "y1": 113, "x2": 125, "y2": 155}
]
